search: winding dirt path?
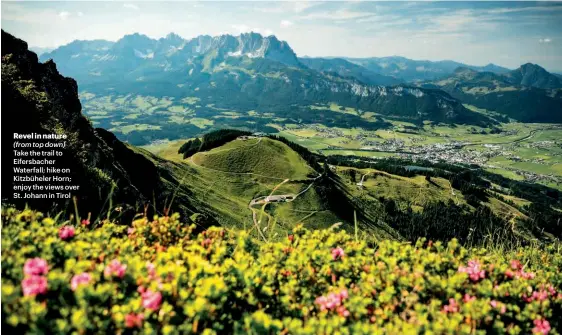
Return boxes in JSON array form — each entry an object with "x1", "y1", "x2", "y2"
[{"x1": 188, "y1": 136, "x2": 322, "y2": 239}]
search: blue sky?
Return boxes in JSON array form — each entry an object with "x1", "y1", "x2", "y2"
[{"x1": 2, "y1": 1, "x2": 562, "y2": 71}]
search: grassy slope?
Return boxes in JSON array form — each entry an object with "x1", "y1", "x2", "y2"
[
  {"x1": 142, "y1": 137, "x2": 534, "y2": 242},
  {"x1": 143, "y1": 137, "x2": 341, "y2": 239},
  {"x1": 334, "y1": 166, "x2": 529, "y2": 227},
  {"x1": 192, "y1": 138, "x2": 315, "y2": 179},
  {"x1": 335, "y1": 166, "x2": 468, "y2": 210},
  {"x1": 141, "y1": 139, "x2": 190, "y2": 162}
]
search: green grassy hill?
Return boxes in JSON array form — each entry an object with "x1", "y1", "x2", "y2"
[
  {"x1": 336, "y1": 166, "x2": 470, "y2": 210},
  {"x1": 335, "y1": 166, "x2": 529, "y2": 225},
  {"x1": 141, "y1": 137, "x2": 343, "y2": 240},
  {"x1": 191, "y1": 137, "x2": 316, "y2": 179}
]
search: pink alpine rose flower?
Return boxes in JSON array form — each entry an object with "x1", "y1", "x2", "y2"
[
  {"x1": 506, "y1": 260, "x2": 535, "y2": 280},
  {"x1": 201, "y1": 238, "x2": 212, "y2": 248},
  {"x1": 339, "y1": 288, "x2": 349, "y2": 300},
  {"x1": 331, "y1": 247, "x2": 345, "y2": 260},
  {"x1": 336, "y1": 305, "x2": 350, "y2": 317},
  {"x1": 81, "y1": 219, "x2": 90, "y2": 226},
  {"x1": 533, "y1": 319, "x2": 551, "y2": 335},
  {"x1": 525, "y1": 289, "x2": 549, "y2": 303},
  {"x1": 21, "y1": 275, "x2": 48, "y2": 297},
  {"x1": 71, "y1": 272, "x2": 92, "y2": 291},
  {"x1": 315, "y1": 288, "x2": 349, "y2": 317},
  {"x1": 458, "y1": 259, "x2": 485, "y2": 282},
  {"x1": 490, "y1": 299, "x2": 506, "y2": 313},
  {"x1": 104, "y1": 259, "x2": 127, "y2": 279},
  {"x1": 141, "y1": 289, "x2": 162, "y2": 311},
  {"x1": 146, "y1": 262, "x2": 157, "y2": 279},
  {"x1": 58, "y1": 226, "x2": 75, "y2": 240},
  {"x1": 23, "y1": 258, "x2": 48, "y2": 276},
  {"x1": 442, "y1": 298, "x2": 459, "y2": 313},
  {"x1": 125, "y1": 313, "x2": 144, "y2": 328},
  {"x1": 519, "y1": 270, "x2": 536, "y2": 280},
  {"x1": 510, "y1": 260, "x2": 522, "y2": 270},
  {"x1": 315, "y1": 296, "x2": 328, "y2": 311},
  {"x1": 463, "y1": 294, "x2": 476, "y2": 303}
]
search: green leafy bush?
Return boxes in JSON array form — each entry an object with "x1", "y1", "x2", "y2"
[{"x1": 1, "y1": 207, "x2": 561, "y2": 334}]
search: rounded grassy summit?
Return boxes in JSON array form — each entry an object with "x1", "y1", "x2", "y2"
[{"x1": 191, "y1": 136, "x2": 315, "y2": 180}]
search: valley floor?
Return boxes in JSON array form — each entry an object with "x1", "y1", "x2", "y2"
[{"x1": 272, "y1": 116, "x2": 562, "y2": 191}]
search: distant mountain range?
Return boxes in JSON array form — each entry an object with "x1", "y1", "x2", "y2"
[
  {"x1": 35, "y1": 31, "x2": 562, "y2": 128},
  {"x1": 39, "y1": 32, "x2": 485, "y2": 126},
  {"x1": 420, "y1": 65, "x2": 562, "y2": 123},
  {"x1": 340, "y1": 56, "x2": 511, "y2": 82},
  {"x1": 298, "y1": 57, "x2": 403, "y2": 86}
]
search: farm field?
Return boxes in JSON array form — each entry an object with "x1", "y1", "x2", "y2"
[
  {"x1": 84, "y1": 92, "x2": 562, "y2": 190},
  {"x1": 274, "y1": 116, "x2": 562, "y2": 190}
]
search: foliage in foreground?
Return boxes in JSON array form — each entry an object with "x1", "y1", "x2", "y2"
[{"x1": 1, "y1": 208, "x2": 562, "y2": 334}]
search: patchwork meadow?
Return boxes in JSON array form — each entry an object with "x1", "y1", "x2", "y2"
[{"x1": 1, "y1": 207, "x2": 561, "y2": 334}]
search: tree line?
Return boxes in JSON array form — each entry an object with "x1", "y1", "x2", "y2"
[{"x1": 178, "y1": 129, "x2": 252, "y2": 159}]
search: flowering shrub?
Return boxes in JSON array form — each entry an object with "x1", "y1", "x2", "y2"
[
  {"x1": 1, "y1": 208, "x2": 561, "y2": 334},
  {"x1": 58, "y1": 225, "x2": 75, "y2": 240}
]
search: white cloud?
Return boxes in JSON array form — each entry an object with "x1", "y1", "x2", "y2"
[
  {"x1": 254, "y1": 1, "x2": 323, "y2": 14},
  {"x1": 123, "y1": 3, "x2": 139, "y2": 11},
  {"x1": 231, "y1": 24, "x2": 251, "y2": 34},
  {"x1": 280, "y1": 20, "x2": 293, "y2": 28},
  {"x1": 299, "y1": 9, "x2": 373, "y2": 20},
  {"x1": 486, "y1": 5, "x2": 562, "y2": 14},
  {"x1": 293, "y1": 2, "x2": 320, "y2": 13},
  {"x1": 539, "y1": 38, "x2": 552, "y2": 43},
  {"x1": 413, "y1": 9, "x2": 499, "y2": 36},
  {"x1": 226, "y1": 24, "x2": 275, "y2": 36},
  {"x1": 425, "y1": 10, "x2": 478, "y2": 32},
  {"x1": 58, "y1": 11, "x2": 70, "y2": 20},
  {"x1": 230, "y1": 25, "x2": 273, "y2": 36},
  {"x1": 77, "y1": 12, "x2": 84, "y2": 17},
  {"x1": 357, "y1": 15, "x2": 412, "y2": 28}
]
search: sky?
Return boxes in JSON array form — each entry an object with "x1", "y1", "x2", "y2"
[{"x1": 2, "y1": 1, "x2": 562, "y2": 71}]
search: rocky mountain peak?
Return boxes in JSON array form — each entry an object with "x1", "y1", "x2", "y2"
[
  {"x1": 518, "y1": 62, "x2": 546, "y2": 74},
  {"x1": 508, "y1": 63, "x2": 562, "y2": 89}
]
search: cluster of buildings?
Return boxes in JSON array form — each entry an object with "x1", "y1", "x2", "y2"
[
  {"x1": 397, "y1": 147, "x2": 489, "y2": 165},
  {"x1": 292, "y1": 125, "x2": 345, "y2": 138},
  {"x1": 282, "y1": 124, "x2": 561, "y2": 188},
  {"x1": 526, "y1": 140, "x2": 559, "y2": 149},
  {"x1": 512, "y1": 170, "x2": 562, "y2": 185}
]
